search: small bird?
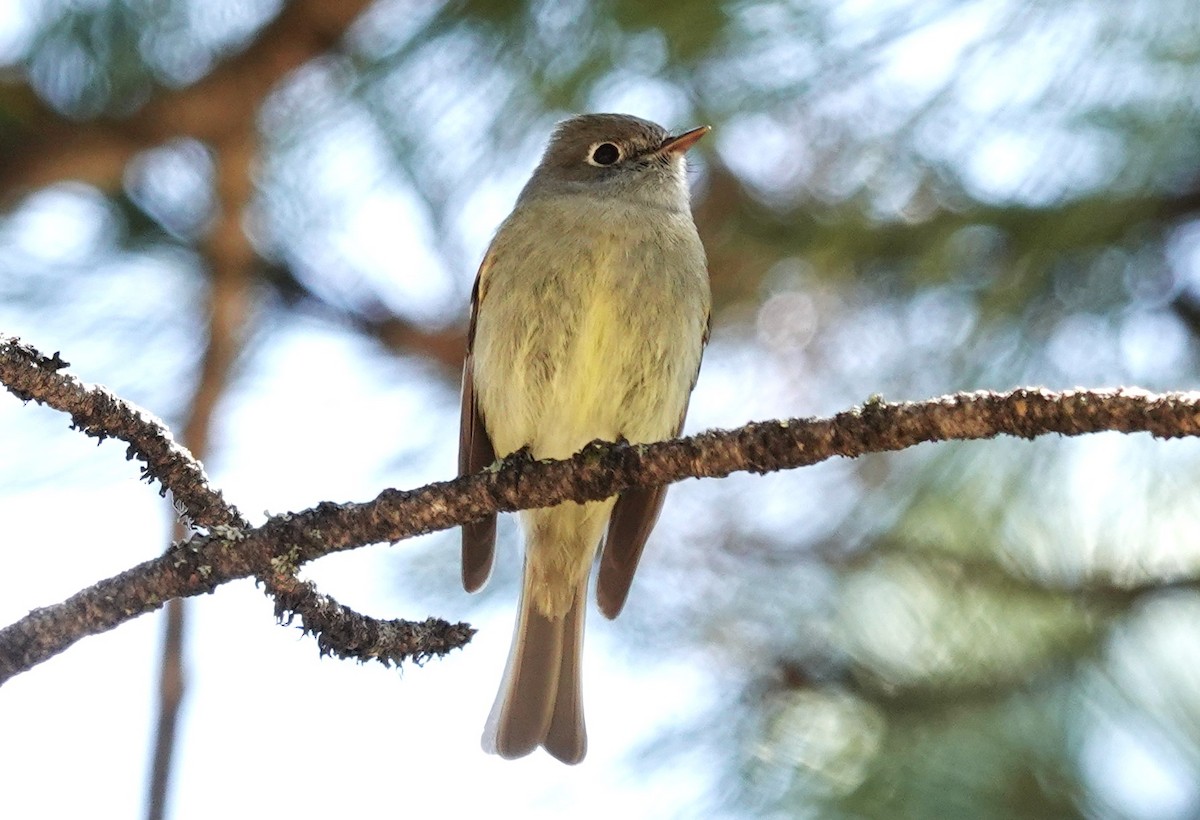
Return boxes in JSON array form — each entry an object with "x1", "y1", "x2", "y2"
[{"x1": 459, "y1": 113, "x2": 711, "y2": 763}]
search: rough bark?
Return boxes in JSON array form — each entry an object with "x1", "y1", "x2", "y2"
[{"x1": 4, "y1": 332, "x2": 1199, "y2": 683}]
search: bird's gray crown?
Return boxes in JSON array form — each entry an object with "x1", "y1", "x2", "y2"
[{"x1": 518, "y1": 113, "x2": 692, "y2": 208}]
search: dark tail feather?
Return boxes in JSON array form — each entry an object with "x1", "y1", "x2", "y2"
[
  {"x1": 543, "y1": 584, "x2": 587, "y2": 763},
  {"x1": 483, "y1": 573, "x2": 587, "y2": 763}
]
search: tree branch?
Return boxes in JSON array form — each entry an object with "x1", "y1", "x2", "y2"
[
  {"x1": 146, "y1": 134, "x2": 258, "y2": 820},
  {"x1": 0, "y1": 0, "x2": 371, "y2": 197},
  {"x1": 0, "y1": 333, "x2": 458, "y2": 683},
  {"x1": 265, "y1": 566, "x2": 476, "y2": 664},
  {"x1": 5, "y1": 328, "x2": 1200, "y2": 683},
  {"x1": 0, "y1": 335, "x2": 240, "y2": 529}
]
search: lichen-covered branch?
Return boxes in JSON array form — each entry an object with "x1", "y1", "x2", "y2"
[
  {"x1": 0, "y1": 335, "x2": 241, "y2": 529},
  {"x1": 266, "y1": 567, "x2": 476, "y2": 666},
  {"x1": 0, "y1": 334, "x2": 455, "y2": 679},
  {"x1": 3, "y1": 377, "x2": 1200, "y2": 684}
]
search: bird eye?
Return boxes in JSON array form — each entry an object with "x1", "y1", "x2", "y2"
[{"x1": 588, "y1": 142, "x2": 621, "y2": 166}]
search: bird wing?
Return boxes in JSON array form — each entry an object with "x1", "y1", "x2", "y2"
[{"x1": 460, "y1": 253, "x2": 498, "y2": 592}]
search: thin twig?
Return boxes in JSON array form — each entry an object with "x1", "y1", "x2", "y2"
[
  {"x1": 146, "y1": 596, "x2": 185, "y2": 820},
  {"x1": 147, "y1": 132, "x2": 258, "y2": 820}
]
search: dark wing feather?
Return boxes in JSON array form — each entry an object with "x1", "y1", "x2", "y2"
[
  {"x1": 460, "y1": 256, "x2": 498, "y2": 592},
  {"x1": 596, "y1": 310, "x2": 711, "y2": 619},
  {"x1": 596, "y1": 484, "x2": 670, "y2": 619}
]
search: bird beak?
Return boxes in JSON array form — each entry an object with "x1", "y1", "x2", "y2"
[{"x1": 659, "y1": 125, "x2": 711, "y2": 156}]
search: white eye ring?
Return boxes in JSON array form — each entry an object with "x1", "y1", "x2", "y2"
[{"x1": 586, "y1": 141, "x2": 623, "y2": 167}]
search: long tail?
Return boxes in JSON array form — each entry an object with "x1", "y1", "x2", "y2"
[{"x1": 482, "y1": 568, "x2": 587, "y2": 764}]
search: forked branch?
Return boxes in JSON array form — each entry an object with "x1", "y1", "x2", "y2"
[{"x1": 3, "y1": 335, "x2": 1200, "y2": 684}]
